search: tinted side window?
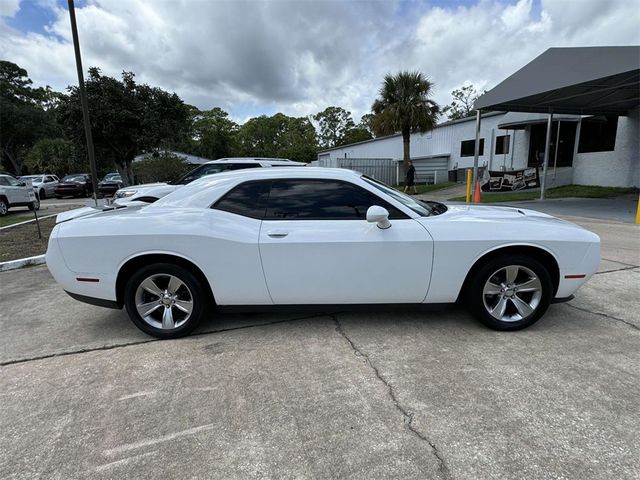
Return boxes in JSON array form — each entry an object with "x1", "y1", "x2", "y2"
[
  {"x1": 213, "y1": 181, "x2": 270, "y2": 219},
  {"x1": 265, "y1": 180, "x2": 407, "y2": 220},
  {"x1": 228, "y1": 163, "x2": 261, "y2": 170}
]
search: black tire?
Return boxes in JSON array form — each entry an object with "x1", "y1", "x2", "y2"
[
  {"x1": 466, "y1": 254, "x2": 553, "y2": 331},
  {"x1": 0, "y1": 198, "x2": 8, "y2": 216},
  {"x1": 124, "y1": 262, "x2": 208, "y2": 339},
  {"x1": 55, "y1": 195, "x2": 63, "y2": 199},
  {"x1": 39, "y1": 189, "x2": 46, "y2": 200}
]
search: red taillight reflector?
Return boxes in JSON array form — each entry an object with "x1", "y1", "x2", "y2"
[
  {"x1": 564, "y1": 274, "x2": 586, "y2": 279},
  {"x1": 76, "y1": 277, "x2": 100, "y2": 283}
]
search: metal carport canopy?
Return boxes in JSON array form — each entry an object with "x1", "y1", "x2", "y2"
[{"x1": 474, "y1": 46, "x2": 640, "y2": 116}]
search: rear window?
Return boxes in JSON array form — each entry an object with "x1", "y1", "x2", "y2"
[{"x1": 213, "y1": 181, "x2": 270, "y2": 219}]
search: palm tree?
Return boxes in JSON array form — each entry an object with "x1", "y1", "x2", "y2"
[{"x1": 371, "y1": 71, "x2": 440, "y2": 173}]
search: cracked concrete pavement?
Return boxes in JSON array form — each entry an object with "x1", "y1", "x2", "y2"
[{"x1": 1, "y1": 215, "x2": 638, "y2": 479}]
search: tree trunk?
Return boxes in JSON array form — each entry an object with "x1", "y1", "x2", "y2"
[
  {"x1": 114, "y1": 162, "x2": 131, "y2": 187},
  {"x1": 402, "y1": 128, "x2": 411, "y2": 176},
  {"x1": 2, "y1": 145, "x2": 22, "y2": 176},
  {"x1": 125, "y1": 160, "x2": 135, "y2": 185}
]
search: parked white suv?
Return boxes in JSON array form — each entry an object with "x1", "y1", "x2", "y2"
[
  {"x1": 114, "y1": 157, "x2": 305, "y2": 205},
  {"x1": 0, "y1": 174, "x2": 40, "y2": 216},
  {"x1": 19, "y1": 174, "x2": 60, "y2": 200}
]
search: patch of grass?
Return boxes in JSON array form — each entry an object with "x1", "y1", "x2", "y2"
[
  {"x1": 393, "y1": 182, "x2": 456, "y2": 194},
  {"x1": 0, "y1": 211, "x2": 37, "y2": 227},
  {"x1": 0, "y1": 217, "x2": 56, "y2": 262},
  {"x1": 448, "y1": 185, "x2": 638, "y2": 203}
]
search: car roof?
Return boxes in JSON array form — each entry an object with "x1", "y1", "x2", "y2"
[
  {"x1": 150, "y1": 167, "x2": 363, "y2": 209},
  {"x1": 204, "y1": 157, "x2": 305, "y2": 165}
]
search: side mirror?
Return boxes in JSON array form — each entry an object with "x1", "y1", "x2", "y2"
[
  {"x1": 366, "y1": 205, "x2": 391, "y2": 229},
  {"x1": 18, "y1": 182, "x2": 26, "y2": 187}
]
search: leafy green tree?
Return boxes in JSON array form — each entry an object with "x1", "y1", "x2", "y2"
[
  {"x1": 235, "y1": 113, "x2": 317, "y2": 162},
  {"x1": 313, "y1": 106, "x2": 355, "y2": 148},
  {"x1": 371, "y1": 71, "x2": 440, "y2": 172},
  {"x1": 25, "y1": 138, "x2": 84, "y2": 176},
  {"x1": 57, "y1": 68, "x2": 191, "y2": 185},
  {"x1": 0, "y1": 61, "x2": 57, "y2": 175},
  {"x1": 340, "y1": 127, "x2": 372, "y2": 146},
  {"x1": 358, "y1": 113, "x2": 376, "y2": 137},
  {"x1": 133, "y1": 152, "x2": 191, "y2": 184},
  {"x1": 191, "y1": 107, "x2": 239, "y2": 159},
  {"x1": 442, "y1": 85, "x2": 481, "y2": 120}
]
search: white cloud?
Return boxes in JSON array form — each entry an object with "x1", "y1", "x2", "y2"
[
  {"x1": 0, "y1": 0, "x2": 638, "y2": 122},
  {"x1": 0, "y1": 0, "x2": 20, "y2": 18}
]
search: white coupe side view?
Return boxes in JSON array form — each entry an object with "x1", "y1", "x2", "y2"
[{"x1": 46, "y1": 168, "x2": 600, "y2": 338}]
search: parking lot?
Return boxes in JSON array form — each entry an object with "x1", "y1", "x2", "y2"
[{"x1": 1, "y1": 213, "x2": 638, "y2": 479}]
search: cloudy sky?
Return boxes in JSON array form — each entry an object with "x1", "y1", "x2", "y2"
[{"x1": 1, "y1": 0, "x2": 639, "y2": 123}]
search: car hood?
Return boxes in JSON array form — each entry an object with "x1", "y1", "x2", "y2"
[{"x1": 429, "y1": 203, "x2": 592, "y2": 231}]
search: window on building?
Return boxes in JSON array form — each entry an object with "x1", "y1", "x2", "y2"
[
  {"x1": 495, "y1": 135, "x2": 510, "y2": 155},
  {"x1": 264, "y1": 179, "x2": 407, "y2": 220},
  {"x1": 460, "y1": 139, "x2": 484, "y2": 157},
  {"x1": 577, "y1": 116, "x2": 618, "y2": 153}
]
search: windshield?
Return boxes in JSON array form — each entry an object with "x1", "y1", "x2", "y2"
[
  {"x1": 102, "y1": 173, "x2": 121, "y2": 182},
  {"x1": 362, "y1": 175, "x2": 447, "y2": 217},
  {"x1": 173, "y1": 164, "x2": 227, "y2": 185},
  {"x1": 63, "y1": 175, "x2": 86, "y2": 182}
]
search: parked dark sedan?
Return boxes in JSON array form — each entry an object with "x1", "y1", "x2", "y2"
[
  {"x1": 98, "y1": 173, "x2": 124, "y2": 197},
  {"x1": 54, "y1": 174, "x2": 93, "y2": 198}
]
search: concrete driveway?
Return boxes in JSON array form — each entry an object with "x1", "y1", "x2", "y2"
[{"x1": 1, "y1": 216, "x2": 638, "y2": 479}]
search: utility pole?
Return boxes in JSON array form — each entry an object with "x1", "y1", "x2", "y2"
[
  {"x1": 68, "y1": 0, "x2": 99, "y2": 206},
  {"x1": 472, "y1": 109, "x2": 482, "y2": 200},
  {"x1": 540, "y1": 112, "x2": 554, "y2": 200}
]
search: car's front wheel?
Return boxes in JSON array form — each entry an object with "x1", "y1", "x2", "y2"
[
  {"x1": 467, "y1": 254, "x2": 553, "y2": 331},
  {"x1": 0, "y1": 198, "x2": 8, "y2": 216},
  {"x1": 124, "y1": 263, "x2": 207, "y2": 338}
]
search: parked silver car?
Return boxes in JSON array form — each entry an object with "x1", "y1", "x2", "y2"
[
  {"x1": 0, "y1": 174, "x2": 40, "y2": 216},
  {"x1": 19, "y1": 174, "x2": 60, "y2": 200}
]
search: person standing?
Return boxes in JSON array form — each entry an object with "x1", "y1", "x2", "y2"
[{"x1": 403, "y1": 160, "x2": 417, "y2": 194}]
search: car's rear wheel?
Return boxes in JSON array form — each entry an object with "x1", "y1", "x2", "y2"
[
  {"x1": 124, "y1": 263, "x2": 207, "y2": 338},
  {"x1": 467, "y1": 254, "x2": 552, "y2": 331}
]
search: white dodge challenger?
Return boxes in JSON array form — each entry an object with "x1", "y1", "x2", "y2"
[{"x1": 46, "y1": 168, "x2": 600, "y2": 338}]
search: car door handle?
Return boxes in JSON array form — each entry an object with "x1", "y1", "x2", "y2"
[{"x1": 267, "y1": 231, "x2": 289, "y2": 238}]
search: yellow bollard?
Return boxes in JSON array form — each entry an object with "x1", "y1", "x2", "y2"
[
  {"x1": 636, "y1": 192, "x2": 640, "y2": 224},
  {"x1": 465, "y1": 169, "x2": 472, "y2": 203}
]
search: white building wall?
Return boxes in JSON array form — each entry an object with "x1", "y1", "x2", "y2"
[
  {"x1": 320, "y1": 113, "x2": 513, "y2": 171},
  {"x1": 572, "y1": 108, "x2": 639, "y2": 187},
  {"x1": 318, "y1": 109, "x2": 639, "y2": 187}
]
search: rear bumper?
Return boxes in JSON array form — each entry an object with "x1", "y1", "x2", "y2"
[
  {"x1": 65, "y1": 291, "x2": 120, "y2": 309},
  {"x1": 98, "y1": 185, "x2": 119, "y2": 195}
]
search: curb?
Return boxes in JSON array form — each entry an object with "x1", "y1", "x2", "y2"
[{"x1": 0, "y1": 254, "x2": 46, "y2": 272}]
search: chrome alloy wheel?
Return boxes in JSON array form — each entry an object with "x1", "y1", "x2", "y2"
[
  {"x1": 482, "y1": 265, "x2": 542, "y2": 322},
  {"x1": 134, "y1": 274, "x2": 194, "y2": 329}
]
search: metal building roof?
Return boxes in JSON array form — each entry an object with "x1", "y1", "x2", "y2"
[
  {"x1": 497, "y1": 112, "x2": 581, "y2": 129},
  {"x1": 475, "y1": 46, "x2": 640, "y2": 115}
]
